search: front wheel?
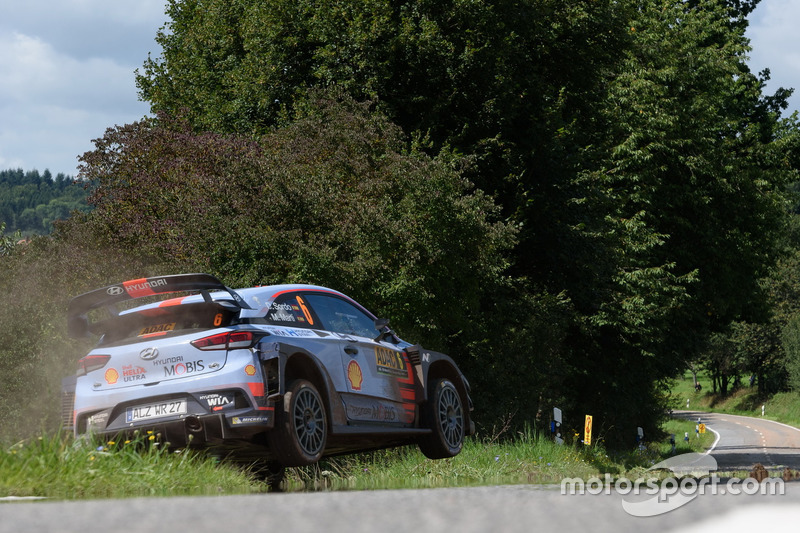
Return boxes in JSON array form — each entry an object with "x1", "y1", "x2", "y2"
[
  {"x1": 268, "y1": 379, "x2": 327, "y2": 467},
  {"x1": 418, "y1": 378, "x2": 465, "y2": 459}
]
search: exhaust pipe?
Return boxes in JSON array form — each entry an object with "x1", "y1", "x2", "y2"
[{"x1": 185, "y1": 415, "x2": 204, "y2": 434}]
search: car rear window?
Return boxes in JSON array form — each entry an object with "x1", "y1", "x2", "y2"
[{"x1": 92, "y1": 302, "x2": 239, "y2": 345}]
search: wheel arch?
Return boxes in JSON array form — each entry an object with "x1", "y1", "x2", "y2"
[
  {"x1": 282, "y1": 350, "x2": 344, "y2": 428},
  {"x1": 423, "y1": 358, "x2": 474, "y2": 435}
]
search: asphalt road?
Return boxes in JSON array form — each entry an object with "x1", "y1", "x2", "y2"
[
  {"x1": 675, "y1": 410, "x2": 800, "y2": 471},
  {"x1": 2, "y1": 412, "x2": 799, "y2": 533},
  {"x1": 1, "y1": 482, "x2": 798, "y2": 533}
]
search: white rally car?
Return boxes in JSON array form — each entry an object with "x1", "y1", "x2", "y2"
[{"x1": 62, "y1": 274, "x2": 474, "y2": 468}]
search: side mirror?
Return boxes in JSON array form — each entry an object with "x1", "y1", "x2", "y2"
[{"x1": 374, "y1": 318, "x2": 393, "y2": 343}]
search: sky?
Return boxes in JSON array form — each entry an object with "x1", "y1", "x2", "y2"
[{"x1": 1, "y1": 0, "x2": 799, "y2": 178}]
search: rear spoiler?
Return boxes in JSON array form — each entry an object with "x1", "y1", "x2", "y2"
[{"x1": 67, "y1": 273, "x2": 252, "y2": 338}]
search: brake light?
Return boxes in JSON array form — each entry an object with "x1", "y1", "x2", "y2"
[
  {"x1": 228, "y1": 331, "x2": 256, "y2": 349},
  {"x1": 77, "y1": 354, "x2": 111, "y2": 376},
  {"x1": 191, "y1": 331, "x2": 257, "y2": 351}
]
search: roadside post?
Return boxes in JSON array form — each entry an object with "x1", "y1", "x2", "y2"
[
  {"x1": 584, "y1": 415, "x2": 593, "y2": 446},
  {"x1": 552, "y1": 407, "x2": 564, "y2": 445}
]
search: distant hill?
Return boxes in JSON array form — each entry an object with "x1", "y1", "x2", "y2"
[{"x1": 0, "y1": 168, "x2": 91, "y2": 237}]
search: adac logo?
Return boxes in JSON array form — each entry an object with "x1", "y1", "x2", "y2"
[
  {"x1": 347, "y1": 360, "x2": 363, "y2": 391},
  {"x1": 374, "y1": 346, "x2": 407, "y2": 377},
  {"x1": 104, "y1": 368, "x2": 119, "y2": 384}
]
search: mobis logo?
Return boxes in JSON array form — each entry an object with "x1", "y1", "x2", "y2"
[{"x1": 163, "y1": 360, "x2": 205, "y2": 377}]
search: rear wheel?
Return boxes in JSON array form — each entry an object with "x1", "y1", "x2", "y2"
[
  {"x1": 418, "y1": 378, "x2": 465, "y2": 459},
  {"x1": 269, "y1": 379, "x2": 327, "y2": 467}
]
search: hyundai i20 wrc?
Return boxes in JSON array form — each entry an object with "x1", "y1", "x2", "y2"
[{"x1": 62, "y1": 274, "x2": 474, "y2": 469}]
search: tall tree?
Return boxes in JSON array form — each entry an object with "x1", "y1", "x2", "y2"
[{"x1": 131, "y1": 0, "x2": 798, "y2": 443}]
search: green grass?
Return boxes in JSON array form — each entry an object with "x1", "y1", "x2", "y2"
[
  {"x1": 0, "y1": 379, "x2": 729, "y2": 500},
  {"x1": 2, "y1": 425, "x2": 711, "y2": 499},
  {"x1": 669, "y1": 371, "x2": 800, "y2": 428},
  {"x1": 289, "y1": 431, "x2": 602, "y2": 491},
  {"x1": 0, "y1": 432, "x2": 260, "y2": 500},
  {"x1": 283, "y1": 423, "x2": 714, "y2": 491},
  {"x1": 659, "y1": 418, "x2": 716, "y2": 454}
]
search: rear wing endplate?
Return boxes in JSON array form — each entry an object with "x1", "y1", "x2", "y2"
[{"x1": 67, "y1": 273, "x2": 251, "y2": 338}]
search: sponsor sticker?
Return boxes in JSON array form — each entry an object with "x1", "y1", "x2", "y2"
[
  {"x1": 87, "y1": 411, "x2": 109, "y2": 430},
  {"x1": 374, "y1": 346, "x2": 408, "y2": 377},
  {"x1": 264, "y1": 327, "x2": 317, "y2": 338},
  {"x1": 163, "y1": 360, "x2": 205, "y2": 377},
  {"x1": 152, "y1": 355, "x2": 183, "y2": 366},
  {"x1": 122, "y1": 364, "x2": 147, "y2": 382},
  {"x1": 244, "y1": 364, "x2": 257, "y2": 376},
  {"x1": 345, "y1": 397, "x2": 399, "y2": 422},
  {"x1": 347, "y1": 360, "x2": 363, "y2": 391},
  {"x1": 104, "y1": 368, "x2": 119, "y2": 384},
  {"x1": 231, "y1": 416, "x2": 270, "y2": 425},
  {"x1": 123, "y1": 278, "x2": 168, "y2": 297},
  {"x1": 199, "y1": 393, "x2": 234, "y2": 410},
  {"x1": 138, "y1": 323, "x2": 176, "y2": 336}
]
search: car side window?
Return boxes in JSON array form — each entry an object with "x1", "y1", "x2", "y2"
[
  {"x1": 265, "y1": 293, "x2": 319, "y2": 328},
  {"x1": 304, "y1": 294, "x2": 376, "y2": 338}
]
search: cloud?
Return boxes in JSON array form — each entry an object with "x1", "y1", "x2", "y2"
[
  {"x1": 0, "y1": 1, "x2": 161, "y2": 175},
  {"x1": 2, "y1": 0, "x2": 167, "y2": 63},
  {"x1": 746, "y1": 0, "x2": 800, "y2": 113},
  {"x1": 0, "y1": 32, "x2": 143, "y2": 113}
]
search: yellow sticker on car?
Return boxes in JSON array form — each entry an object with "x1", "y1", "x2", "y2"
[
  {"x1": 375, "y1": 346, "x2": 408, "y2": 377},
  {"x1": 138, "y1": 323, "x2": 176, "y2": 336}
]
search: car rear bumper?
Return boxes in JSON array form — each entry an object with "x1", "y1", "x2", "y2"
[{"x1": 85, "y1": 407, "x2": 275, "y2": 447}]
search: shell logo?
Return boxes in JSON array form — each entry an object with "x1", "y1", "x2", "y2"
[
  {"x1": 244, "y1": 364, "x2": 257, "y2": 376},
  {"x1": 104, "y1": 368, "x2": 119, "y2": 385},
  {"x1": 347, "y1": 360, "x2": 363, "y2": 391}
]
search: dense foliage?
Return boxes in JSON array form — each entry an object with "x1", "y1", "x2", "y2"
[
  {"x1": 2, "y1": 0, "x2": 799, "y2": 447},
  {"x1": 0, "y1": 169, "x2": 89, "y2": 236},
  {"x1": 78, "y1": 98, "x2": 515, "y2": 351}
]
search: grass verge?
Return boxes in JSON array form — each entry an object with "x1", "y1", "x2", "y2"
[
  {"x1": 286, "y1": 421, "x2": 713, "y2": 492},
  {"x1": 1, "y1": 425, "x2": 711, "y2": 499},
  {"x1": 0, "y1": 432, "x2": 261, "y2": 500},
  {"x1": 669, "y1": 371, "x2": 800, "y2": 428},
  {"x1": 1, "y1": 402, "x2": 720, "y2": 499}
]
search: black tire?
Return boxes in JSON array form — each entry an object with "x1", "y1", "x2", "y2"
[
  {"x1": 418, "y1": 378, "x2": 465, "y2": 459},
  {"x1": 268, "y1": 379, "x2": 327, "y2": 467}
]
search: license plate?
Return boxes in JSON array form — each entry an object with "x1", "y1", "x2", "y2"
[
  {"x1": 125, "y1": 400, "x2": 187, "y2": 423},
  {"x1": 138, "y1": 323, "x2": 176, "y2": 336}
]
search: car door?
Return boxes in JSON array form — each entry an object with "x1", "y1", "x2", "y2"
[{"x1": 302, "y1": 293, "x2": 414, "y2": 426}]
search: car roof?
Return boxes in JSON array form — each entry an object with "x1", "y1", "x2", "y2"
[{"x1": 120, "y1": 283, "x2": 352, "y2": 318}]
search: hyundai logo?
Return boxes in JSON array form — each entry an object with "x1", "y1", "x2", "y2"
[
  {"x1": 139, "y1": 347, "x2": 159, "y2": 360},
  {"x1": 107, "y1": 286, "x2": 124, "y2": 296}
]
